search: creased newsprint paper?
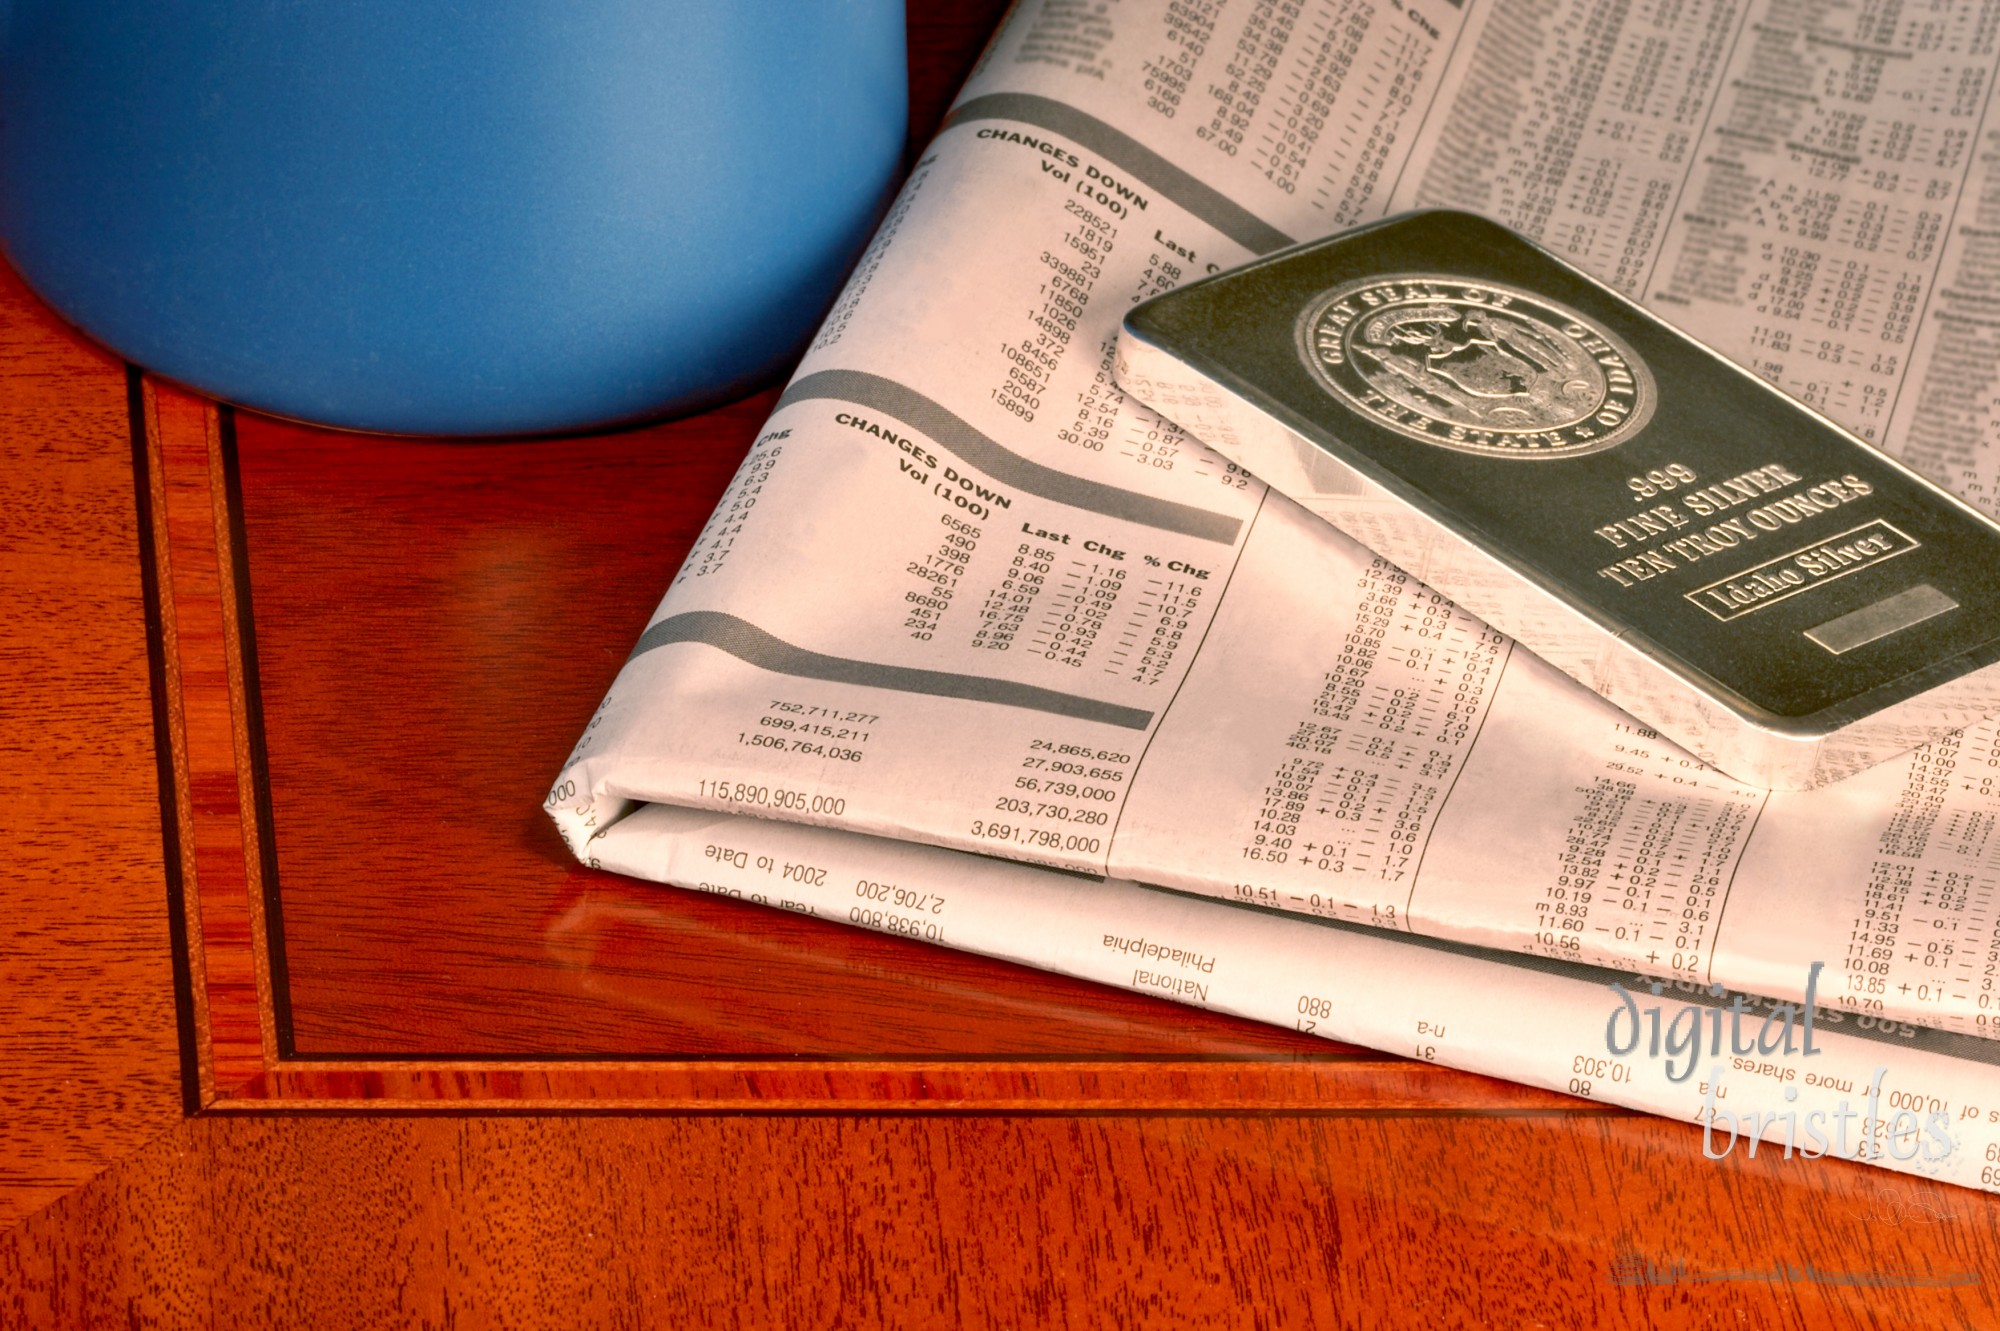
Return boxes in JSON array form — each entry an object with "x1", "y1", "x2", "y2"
[
  {"x1": 607, "y1": 802, "x2": 2000, "y2": 1193},
  {"x1": 549, "y1": 0, "x2": 2000, "y2": 1183}
]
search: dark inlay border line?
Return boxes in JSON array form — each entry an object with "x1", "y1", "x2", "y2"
[
  {"x1": 217, "y1": 406, "x2": 296, "y2": 1059},
  {"x1": 130, "y1": 366, "x2": 204, "y2": 1117}
]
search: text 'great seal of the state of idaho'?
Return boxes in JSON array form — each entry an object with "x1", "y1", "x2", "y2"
[{"x1": 1298, "y1": 276, "x2": 1656, "y2": 458}]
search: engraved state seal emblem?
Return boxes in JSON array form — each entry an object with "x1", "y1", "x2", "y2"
[{"x1": 1298, "y1": 276, "x2": 1655, "y2": 458}]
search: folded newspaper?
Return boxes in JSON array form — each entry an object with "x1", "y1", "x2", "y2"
[{"x1": 550, "y1": 0, "x2": 2000, "y2": 1188}]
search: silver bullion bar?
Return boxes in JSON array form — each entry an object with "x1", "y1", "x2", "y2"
[{"x1": 1114, "y1": 209, "x2": 2000, "y2": 790}]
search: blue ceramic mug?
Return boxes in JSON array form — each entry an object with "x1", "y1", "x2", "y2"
[{"x1": 0, "y1": 2, "x2": 906, "y2": 434}]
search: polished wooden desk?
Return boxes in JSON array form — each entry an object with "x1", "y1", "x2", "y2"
[{"x1": 4, "y1": 5, "x2": 1999, "y2": 1325}]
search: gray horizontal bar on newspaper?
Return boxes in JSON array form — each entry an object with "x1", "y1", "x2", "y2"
[
  {"x1": 778, "y1": 369, "x2": 1243, "y2": 545},
  {"x1": 630, "y1": 610, "x2": 1155, "y2": 731},
  {"x1": 943, "y1": 92, "x2": 1296, "y2": 256}
]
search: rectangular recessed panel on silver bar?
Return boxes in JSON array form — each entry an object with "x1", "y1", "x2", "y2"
[{"x1": 1807, "y1": 585, "x2": 1960, "y2": 656}]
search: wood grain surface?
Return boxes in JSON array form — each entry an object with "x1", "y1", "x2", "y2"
[
  {"x1": 3, "y1": 1113, "x2": 1996, "y2": 1330},
  {"x1": 9, "y1": 0, "x2": 2000, "y2": 1325},
  {"x1": 0, "y1": 263, "x2": 187, "y2": 1228},
  {"x1": 139, "y1": 382, "x2": 271, "y2": 1105}
]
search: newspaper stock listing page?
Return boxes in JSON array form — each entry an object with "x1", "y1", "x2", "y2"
[{"x1": 548, "y1": 0, "x2": 2000, "y2": 1187}]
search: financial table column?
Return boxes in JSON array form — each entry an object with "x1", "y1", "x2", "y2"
[
  {"x1": 1832, "y1": 728, "x2": 2000, "y2": 1036},
  {"x1": 1393, "y1": 677, "x2": 1771, "y2": 982},
  {"x1": 1646, "y1": 0, "x2": 2000, "y2": 445},
  {"x1": 1529, "y1": 738, "x2": 1764, "y2": 975},
  {"x1": 1884, "y1": 2, "x2": 2000, "y2": 514},
  {"x1": 1228, "y1": 556, "x2": 1508, "y2": 928},
  {"x1": 1409, "y1": 0, "x2": 1746, "y2": 291}
]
